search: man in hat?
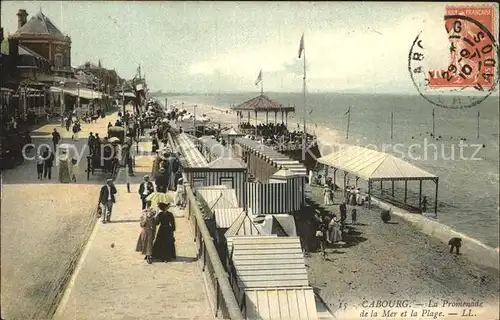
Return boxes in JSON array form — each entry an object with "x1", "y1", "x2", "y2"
[
  {"x1": 88, "y1": 132, "x2": 96, "y2": 155},
  {"x1": 99, "y1": 178, "x2": 117, "y2": 223},
  {"x1": 52, "y1": 128, "x2": 61, "y2": 151},
  {"x1": 138, "y1": 175, "x2": 155, "y2": 209}
]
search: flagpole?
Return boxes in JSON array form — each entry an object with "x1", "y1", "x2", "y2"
[
  {"x1": 261, "y1": 75, "x2": 263, "y2": 95},
  {"x1": 391, "y1": 110, "x2": 394, "y2": 140},
  {"x1": 302, "y1": 38, "x2": 307, "y2": 152},
  {"x1": 346, "y1": 107, "x2": 350, "y2": 140}
]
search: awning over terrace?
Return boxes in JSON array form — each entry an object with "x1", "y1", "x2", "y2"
[
  {"x1": 317, "y1": 145, "x2": 436, "y2": 181},
  {"x1": 317, "y1": 145, "x2": 439, "y2": 214},
  {"x1": 50, "y1": 86, "x2": 104, "y2": 100}
]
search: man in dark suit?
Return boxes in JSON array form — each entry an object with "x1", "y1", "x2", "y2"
[
  {"x1": 88, "y1": 132, "x2": 96, "y2": 155},
  {"x1": 99, "y1": 178, "x2": 117, "y2": 223},
  {"x1": 52, "y1": 128, "x2": 61, "y2": 151},
  {"x1": 138, "y1": 175, "x2": 154, "y2": 209},
  {"x1": 42, "y1": 147, "x2": 55, "y2": 179}
]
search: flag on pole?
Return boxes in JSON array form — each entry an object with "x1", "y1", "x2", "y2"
[
  {"x1": 255, "y1": 70, "x2": 263, "y2": 86},
  {"x1": 344, "y1": 106, "x2": 351, "y2": 115},
  {"x1": 298, "y1": 33, "x2": 305, "y2": 58}
]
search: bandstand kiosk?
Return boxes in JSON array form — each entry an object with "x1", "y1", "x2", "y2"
[{"x1": 231, "y1": 94, "x2": 295, "y2": 134}]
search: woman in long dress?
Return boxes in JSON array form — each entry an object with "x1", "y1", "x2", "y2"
[
  {"x1": 350, "y1": 188, "x2": 357, "y2": 206},
  {"x1": 327, "y1": 216, "x2": 342, "y2": 244},
  {"x1": 136, "y1": 201, "x2": 157, "y2": 264},
  {"x1": 58, "y1": 149, "x2": 73, "y2": 183},
  {"x1": 175, "y1": 177, "x2": 186, "y2": 208},
  {"x1": 152, "y1": 202, "x2": 176, "y2": 262},
  {"x1": 323, "y1": 185, "x2": 332, "y2": 206},
  {"x1": 151, "y1": 153, "x2": 162, "y2": 177},
  {"x1": 152, "y1": 135, "x2": 159, "y2": 153}
]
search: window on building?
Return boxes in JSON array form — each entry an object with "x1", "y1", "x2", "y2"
[
  {"x1": 219, "y1": 177, "x2": 234, "y2": 189},
  {"x1": 193, "y1": 177, "x2": 206, "y2": 190},
  {"x1": 54, "y1": 54, "x2": 63, "y2": 68}
]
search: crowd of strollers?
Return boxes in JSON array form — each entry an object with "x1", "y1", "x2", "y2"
[
  {"x1": 313, "y1": 176, "x2": 369, "y2": 258},
  {"x1": 97, "y1": 146, "x2": 186, "y2": 266},
  {"x1": 134, "y1": 147, "x2": 187, "y2": 265}
]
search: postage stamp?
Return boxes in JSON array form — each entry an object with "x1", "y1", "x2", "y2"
[{"x1": 408, "y1": 4, "x2": 499, "y2": 109}]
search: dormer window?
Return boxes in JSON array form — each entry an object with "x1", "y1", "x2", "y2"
[{"x1": 54, "y1": 53, "x2": 63, "y2": 68}]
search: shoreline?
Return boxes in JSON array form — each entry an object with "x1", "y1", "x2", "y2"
[
  {"x1": 160, "y1": 98, "x2": 499, "y2": 270},
  {"x1": 304, "y1": 186, "x2": 499, "y2": 319}
]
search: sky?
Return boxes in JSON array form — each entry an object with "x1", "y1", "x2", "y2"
[{"x1": 1, "y1": 1, "x2": 498, "y2": 94}]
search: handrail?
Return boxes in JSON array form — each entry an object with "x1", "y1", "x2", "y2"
[{"x1": 186, "y1": 185, "x2": 244, "y2": 320}]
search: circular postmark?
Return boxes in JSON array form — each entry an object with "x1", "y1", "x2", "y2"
[{"x1": 408, "y1": 12, "x2": 499, "y2": 109}]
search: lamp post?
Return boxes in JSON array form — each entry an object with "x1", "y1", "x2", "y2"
[
  {"x1": 121, "y1": 84, "x2": 125, "y2": 116},
  {"x1": 22, "y1": 85, "x2": 27, "y2": 122},
  {"x1": 91, "y1": 82, "x2": 94, "y2": 114},
  {"x1": 76, "y1": 82, "x2": 81, "y2": 112},
  {"x1": 59, "y1": 80, "x2": 65, "y2": 127},
  {"x1": 100, "y1": 83, "x2": 105, "y2": 111}
]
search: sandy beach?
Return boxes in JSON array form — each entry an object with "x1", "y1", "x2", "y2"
[
  {"x1": 169, "y1": 100, "x2": 499, "y2": 319},
  {"x1": 303, "y1": 186, "x2": 499, "y2": 320}
]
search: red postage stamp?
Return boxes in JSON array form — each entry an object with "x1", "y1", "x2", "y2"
[
  {"x1": 408, "y1": 3, "x2": 499, "y2": 108},
  {"x1": 427, "y1": 5, "x2": 497, "y2": 90}
]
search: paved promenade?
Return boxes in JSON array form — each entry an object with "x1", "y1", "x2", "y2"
[
  {"x1": 1, "y1": 109, "x2": 123, "y2": 320},
  {"x1": 53, "y1": 142, "x2": 213, "y2": 320}
]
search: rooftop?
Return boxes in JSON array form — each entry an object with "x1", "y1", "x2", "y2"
[
  {"x1": 317, "y1": 145, "x2": 438, "y2": 181},
  {"x1": 231, "y1": 94, "x2": 295, "y2": 113},
  {"x1": 14, "y1": 11, "x2": 66, "y2": 39}
]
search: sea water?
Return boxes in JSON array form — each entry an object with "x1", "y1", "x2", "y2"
[{"x1": 158, "y1": 92, "x2": 499, "y2": 248}]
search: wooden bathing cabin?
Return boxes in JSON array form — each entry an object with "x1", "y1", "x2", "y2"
[
  {"x1": 233, "y1": 137, "x2": 307, "y2": 216},
  {"x1": 169, "y1": 132, "x2": 247, "y2": 207},
  {"x1": 195, "y1": 185, "x2": 243, "y2": 263},
  {"x1": 220, "y1": 127, "x2": 244, "y2": 146},
  {"x1": 228, "y1": 236, "x2": 318, "y2": 320}
]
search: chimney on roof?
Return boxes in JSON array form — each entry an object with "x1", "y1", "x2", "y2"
[
  {"x1": 8, "y1": 38, "x2": 19, "y2": 57},
  {"x1": 17, "y1": 9, "x2": 28, "y2": 29}
]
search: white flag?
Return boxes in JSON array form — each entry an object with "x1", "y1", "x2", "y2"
[
  {"x1": 298, "y1": 33, "x2": 304, "y2": 58},
  {"x1": 255, "y1": 70, "x2": 262, "y2": 86}
]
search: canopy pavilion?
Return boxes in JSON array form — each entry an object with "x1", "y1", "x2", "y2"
[
  {"x1": 231, "y1": 94, "x2": 295, "y2": 128},
  {"x1": 317, "y1": 145, "x2": 439, "y2": 215}
]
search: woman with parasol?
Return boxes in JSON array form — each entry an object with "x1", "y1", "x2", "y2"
[{"x1": 136, "y1": 200, "x2": 157, "y2": 264}]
